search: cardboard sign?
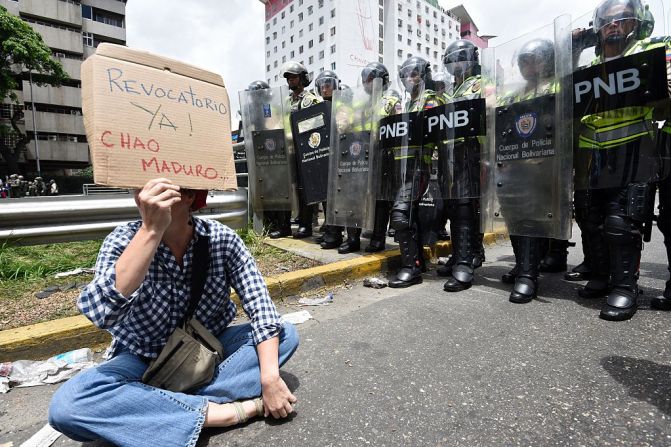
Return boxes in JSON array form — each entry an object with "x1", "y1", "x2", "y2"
[{"x1": 81, "y1": 43, "x2": 237, "y2": 190}]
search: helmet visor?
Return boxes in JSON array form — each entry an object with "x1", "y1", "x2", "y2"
[{"x1": 593, "y1": 1, "x2": 641, "y2": 33}]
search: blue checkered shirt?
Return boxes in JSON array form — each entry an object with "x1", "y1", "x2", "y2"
[{"x1": 78, "y1": 217, "x2": 283, "y2": 358}]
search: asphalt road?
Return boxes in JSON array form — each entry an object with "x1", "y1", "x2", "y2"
[{"x1": 1, "y1": 223, "x2": 670, "y2": 446}]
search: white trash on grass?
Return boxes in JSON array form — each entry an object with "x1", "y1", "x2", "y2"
[{"x1": 298, "y1": 292, "x2": 333, "y2": 306}]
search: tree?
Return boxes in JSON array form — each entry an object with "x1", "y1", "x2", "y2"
[{"x1": 0, "y1": 6, "x2": 68, "y2": 174}]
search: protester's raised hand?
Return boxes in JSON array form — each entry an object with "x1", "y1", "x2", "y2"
[
  {"x1": 135, "y1": 178, "x2": 182, "y2": 235},
  {"x1": 262, "y1": 375, "x2": 297, "y2": 419}
]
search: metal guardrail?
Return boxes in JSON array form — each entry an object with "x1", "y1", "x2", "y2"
[
  {"x1": 82, "y1": 184, "x2": 130, "y2": 195},
  {"x1": 0, "y1": 189, "x2": 249, "y2": 246}
]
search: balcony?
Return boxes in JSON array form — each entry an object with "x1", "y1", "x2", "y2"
[
  {"x1": 25, "y1": 140, "x2": 90, "y2": 163},
  {"x1": 87, "y1": 0, "x2": 126, "y2": 16},
  {"x1": 54, "y1": 56, "x2": 82, "y2": 80},
  {"x1": 28, "y1": 22, "x2": 83, "y2": 54},
  {"x1": 24, "y1": 111, "x2": 85, "y2": 135},
  {"x1": 19, "y1": 0, "x2": 82, "y2": 27},
  {"x1": 22, "y1": 83, "x2": 82, "y2": 109},
  {"x1": 82, "y1": 19, "x2": 126, "y2": 42}
]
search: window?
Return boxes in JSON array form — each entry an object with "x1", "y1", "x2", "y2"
[
  {"x1": 319, "y1": 33, "x2": 324, "y2": 42},
  {"x1": 309, "y1": 23, "x2": 313, "y2": 31},
  {"x1": 379, "y1": 24, "x2": 383, "y2": 39},
  {"x1": 274, "y1": 60, "x2": 278, "y2": 68},
  {"x1": 380, "y1": 0, "x2": 383, "y2": 6},
  {"x1": 273, "y1": 17, "x2": 277, "y2": 25},
  {"x1": 298, "y1": 12, "x2": 303, "y2": 21},
  {"x1": 272, "y1": 32, "x2": 277, "y2": 39},
  {"x1": 281, "y1": 11, "x2": 285, "y2": 19},
  {"x1": 330, "y1": 8, "x2": 335, "y2": 18},
  {"x1": 266, "y1": 64, "x2": 270, "y2": 72},
  {"x1": 433, "y1": 37, "x2": 437, "y2": 45},
  {"x1": 299, "y1": 45, "x2": 304, "y2": 54},
  {"x1": 81, "y1": 4, "x2": 92, "y2": 19},
  {"x1": 319, "y1": 16, "x2": 324, "y2": 25},
  {"x1": 330, "y1": 44, "x2": 336, "y2": 54},
  {"x1": 299, "y1": 0, "x2": 303, "y2": 5},
  {"x1": 407, "y1": 9, "x2": 411, "y2": 17},
  {"x1": 397, "y1": 34, "x2": 402, "y2": 42},
  {"x1": 282, "y1": 55, "x2": 286, "y2": 63},
  {"x1": 417, "y1": 29, "x2": 421, "y2": 37},
  {"x1": 407, "y1": 38, "x2": 411, "y2": 45},
  {"x1": 82, "y1": 32, "x2": 93, "y2": 47},
  {"x1": 282, "y1": 26, "x2": 285, "y2": 34},
  {"x1": 273, "y1": 46, "x2": 277, "y2": 53},
  {"x1": 434, "y1": 51, "x2": 438, "y2": 59},
  {"x1": 397, "y1": 49, "x2": 403, "y2": 57},
  {"x1": 398, "y1": 3, "x2": 402, "y2": 11},
  {"x1": 290, "y1": 20, "x2": 294, "y2": 28},
  {"x1": 308, "y1": 39, "x2": 313, "y2": 48},
  {"x1": 331, "y1": 62, "x2": 336, "y2": 70},
  {"x1": 266, "y1": 37, "x2": 270, "y2": 44},
  {"x1": 275, "y1": 75, "x2": 278, "y2": 82},
  {"x1": 441, "y1": 42, "x2": 446, "y2": 50},
  {"x1": 407, "y1": 24, "x2": 412, "y2": 32},
  {"x1": 319, "y1": 0, "x2": 324, "y2": 7},
  {"x1": 416, "y1": 42, "x2": 421, "y2": 50},
  {"x1": 379, "y1": 40, "x2": 383, "y2": 54},
  {"x1": 299, "y1": 29, "x2": 303, "y2": 37},
  {"x1": 319, "y1": 50, "x2": 324, "y2": 59},
  {"x1": 330, "y1": 26, "x2": 336, "y2": 36},
  {"x1": 398, "y1": 18, "x2": 402, "y2": 27},
  {"x1": 379, "y1": 8, "x2": 383, "y2": 22},
  {"x1": 266, "y1": 23, "x2": 270, "y2": 31},
  {"x1": 290, "y1": 5, "x2": 294, "y2": 12},
  {"x1": 433, "y1": 10, "x2": 437, "y2": 18},
  {"x1": 290, "y1": 50, "x2": 295, "y2": 58},
  {"x1": 441, "y1": 16, "x2": 445, "y2": 23},
  {"x1": 308, "y1": 6, "x2": 313, "y2": 15},
  {"x1": 290, "y1": 35, "x2": 294, "y2": 43},
  {"x1": 309, "y1": 55, "x2": 314, "y2": 64},
  {"x1": 282, "y1": 41, "x2": 286, "y2": 48},
  {"x1": 266, "y1": 50, "x2": 270, "y2": 58}
]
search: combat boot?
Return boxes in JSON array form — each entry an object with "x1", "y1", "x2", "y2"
[
  {"x1": 540, "y1": 239, "x2": 568, "y2": 273},
  {"x1": 509, "y1": 236, "x2": 541, "y2": 304},
  {"x1": 443, "y1": 224, "x2": 474, "y2": 292}
]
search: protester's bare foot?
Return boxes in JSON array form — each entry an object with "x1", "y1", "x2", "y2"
[{"x1": 204, "y1": 398, "x2": 264, "y2": 427}]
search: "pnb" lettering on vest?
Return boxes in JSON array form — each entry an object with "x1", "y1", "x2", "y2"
[{"x1": 574, "y1": 68, "x2": 641, "y2": 104}]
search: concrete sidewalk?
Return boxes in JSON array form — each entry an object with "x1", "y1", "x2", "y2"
[{"x1": 0, "y1": 233, "x2": 501, "y2": 362}]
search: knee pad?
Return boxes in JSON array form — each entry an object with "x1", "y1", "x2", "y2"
[
  {"x1": 603, "y1": 215, "x2": 640, "y2": 245},
  {"x1": 390, "y1": 201, "x2": 411, "y2": 231}
]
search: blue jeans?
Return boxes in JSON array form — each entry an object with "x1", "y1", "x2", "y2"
[{"x1": 48, "y1": 323, "x2": 299, "y2": 447}]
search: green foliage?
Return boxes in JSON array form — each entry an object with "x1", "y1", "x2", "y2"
[
  {"x1": 0, "y1": 239, "x2": 102, "y2": 280},
  {"x1": 0, "y1": 6, "x2": 68, "y2": 101}
]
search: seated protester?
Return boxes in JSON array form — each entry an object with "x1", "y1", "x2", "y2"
[{"x1": 49, "y1": 178, "x2": 299, "y2": 446}]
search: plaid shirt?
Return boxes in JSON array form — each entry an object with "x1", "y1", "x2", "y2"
[{"x1": 78, "y1": 217, "x2": 283, "y2": 359}]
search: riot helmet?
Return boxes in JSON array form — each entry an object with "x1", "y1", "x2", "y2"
[
  {"x1": 593, "y1": 0, "x2": 652, "y2": 47},
  {"x1": 432, "y1": 71, "x2": 449, "y2": 95},
  {"x1": 516, "y1": 38, "x2": 555, "y2": 82},
  {"x1": 315, "y1": 70, "x2": 340, "y2": 100},
  {"x1": 246, "y1": 80, "x2": 270, "y2": 91},
  {"x1": 361, "y1": 62, "x2": 391, "y2": 93},
  {"x1": 443, "y1": 39, "x2": 479, "y2": 79},
  {"x1": 340, "y1": 84, "x2": 354, "y2": 103},
  {"x1": 281, "y1": 61, "x2": 311, "y2": 88},
  {"x1": 398, "y1": 56, "x2": 434, "y2": 95}
]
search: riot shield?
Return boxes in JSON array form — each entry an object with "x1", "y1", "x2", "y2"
[
  {"x1": 290, "y1": 101, "x2": 332, "y2": 204},
  {"x1": 326, "y1": 79, "x2": 383, "y2": 229},
  {"x1": 481, "y1": 15, "x2": 574, "y2": 240},
  {"x1": 239, "y1": 86, "x2": 296, "y2": 218},
  {"x1": 572, "y1": 1, "x2": 669, "y2": 189},
  {"x1": 424, "y1": 94, "x2": 486, "y2": 199}
]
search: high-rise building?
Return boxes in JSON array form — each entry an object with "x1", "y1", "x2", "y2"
[
  {"x1": 1, "y1": 0, "x2": 126, "y2": 176},
  {"x1": 260, "y1": 0, "x2": 466, "y2": 91}
]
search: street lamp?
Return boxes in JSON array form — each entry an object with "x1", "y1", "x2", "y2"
[{"x1": 28, "y1": 70, "x2": 41, "y2": 178}]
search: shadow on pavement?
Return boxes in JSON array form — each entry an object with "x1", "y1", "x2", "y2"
[{"x1": 601, "y1": 356, "x2": 671, "y2": 416}]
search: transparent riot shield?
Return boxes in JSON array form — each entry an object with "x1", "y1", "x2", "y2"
[
  {"x1": 239, "y1": 86, "x2": 297, "y2": 223},
  {"x1": 572, "y1": 1, "x2": 669, "y2": 190},
  {"x1": 290, "y1": 101, "x2": 332, "y2": 205},
  {"x1": 481, "y1": 15, "x2": 574, "y2": 240},
  {"x1": 425, "y1": 88, "x2": 486, "y2": 200},
  {"x1": 326, "y1": 79, "x2": 383, "y2": 229}
]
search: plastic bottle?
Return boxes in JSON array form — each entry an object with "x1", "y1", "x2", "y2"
[{"x1": 49, "y1": 348, "x2": 93, "y2": 364}]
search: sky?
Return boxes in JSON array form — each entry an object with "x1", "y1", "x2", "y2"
[{"x1": 125, "y1": 0, "x2": 661, "y2": 122}]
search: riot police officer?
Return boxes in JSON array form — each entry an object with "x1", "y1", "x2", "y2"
[
  {"x1": 439, "y1": 39, "x2": 484, "y2": 292},
  {"x1": 497, "y1": 38, "x2": 558, "y2": 303},
  {"x1": 387, "y1": 57, "x2": 444, "y2": 288},
  {"x1": 362, "y1": 62, "x2": 402, "y2": 252},
  {"x1": 314, "y1": 70, "x2": 345, "y2": 249},
  {"x1": 574, "y1": 0, "x2": 669, "y2": 320},
  {"x1": 281, "y1": 61, "x2": 322, "y2": 239}
]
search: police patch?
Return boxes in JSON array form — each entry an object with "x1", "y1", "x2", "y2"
[
  {"x1": 301, "y1": 95, "x2": 313, "y2": 109},
  {"x1": 263, "y1": 104, "x2": 272, "y2": 118},
  {"x1": 349, "y1": 141, "x2": 363, "y2": 158},
  {"x1": 515, "y1": 112, "x2": 538, "y2": 138},
  {"x1": 264, "y1": 138, "x2": 276, "y2": 152},
  {"x1": 308, "y1": 132, "x2": 321, "y2": 148}
]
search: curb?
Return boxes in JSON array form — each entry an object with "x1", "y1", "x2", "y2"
[{"x1": 0, "y1": 233, "x2": 504, "y2": 361}]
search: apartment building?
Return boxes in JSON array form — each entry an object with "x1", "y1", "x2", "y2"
[
  {"x1": 260, "y1": 0, "x2": 470, "y2": 90},
  {"x1": 1, "y1": 0, "x2": 126, "y2": 175}
]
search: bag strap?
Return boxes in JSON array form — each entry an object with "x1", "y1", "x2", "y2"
[{"x1": 183, "y1": 220, "x2": 210, "y2": 325}]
